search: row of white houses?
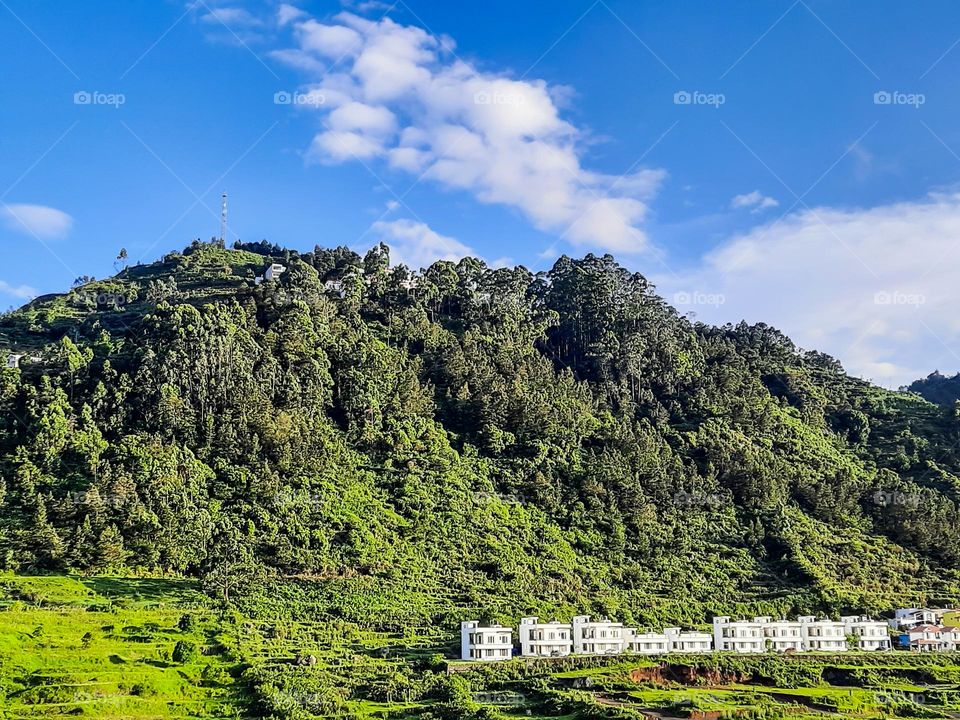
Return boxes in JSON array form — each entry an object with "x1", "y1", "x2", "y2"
[{"x1": 461, "y1": 614, "x2": 895, "y2": 661}]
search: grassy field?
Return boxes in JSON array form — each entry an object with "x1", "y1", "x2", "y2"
[
  {"x1": 0, "y1": 575, "x2": 250, "y2": 719},
  {"x1": 3, "y1": 575, "x2": 960, "y2": 719}
]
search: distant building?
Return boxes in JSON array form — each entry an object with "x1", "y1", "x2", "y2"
[
  {"x1": 756, "y1": 617, "x2": 804, "y2": 652},
  {"x1": 461, "y1": 621, "x2": 513, "y2": 661},
  {"x1": 799, "y1": 616, "x2": 847, "y2": 652},
  {"x1": 518, "y1": 617, "x2": 572, "y2": 657},
  {"x1": 665, "y1": 627, "x2": 713, "y2": 653},
  {"x1": 255, "y1": 263, "x2": 287, "y2": 285},
  {"x1": 571, "y1": 615, "x2": 625, "y2": 655},
  {"x1": 902, "y1": 624, "x2": 960, "y2": 652},
  {"x1": 890, "y1": 608, "x2": 952, "y2": 630},
  {"x1": 624, "y1": 629, "x2": 670, "y2": 655},
  {"x1": 457, "y1": 611, "x2": 897, "y2": 662},
  {"x1": 5, "y1": 353, "x2": 39, "y2": 369},
  {"x1": 841, "y1": 615, "x2": 891, "y2": 651},
  {"x1": 714, "y1": 615, "x2": 854, "y2": 653},
  {"x1": 324, "y1": 280, "x2": 345, "y2": 298},
  {"x1": 713, "y1": 617, "x2": 766, "y2": 653}
]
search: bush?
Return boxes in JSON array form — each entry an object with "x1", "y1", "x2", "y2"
[{"x1": 172, "y1": 640, "x2": 198, "y2": 664}]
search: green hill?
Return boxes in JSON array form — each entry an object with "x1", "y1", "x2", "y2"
[
  {"x1": 907, "y1": 371, "x2": 960, "y2": 408},
  {"x1": 1, "y1": 239, "x2": 959, "y2": 628}
]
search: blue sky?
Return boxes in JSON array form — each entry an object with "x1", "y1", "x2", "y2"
[{"x1": 2, "y1": 0, "x2": 960, "y2": 386}]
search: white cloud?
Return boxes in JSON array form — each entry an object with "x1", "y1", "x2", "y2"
[
  {"x1": 272, "y1": 11, "x2": 666, "y2": 253},
  {"x1": 657, "y1": 192, "x2": 960, "y2": 387},
  {"x1": 1, "y1": 204, "x2": 73, "y2": 239},
  {"x1": 296, "y1": 18, "x2": 363, "y2": 57},
  {"x1": 277, "y1": 3, "x2": 306, "y2": 26},
  {"x1": 731, "y1": 190, "x2": 779, "y2": 213},
  {"x1": 0, "y1": 280, "x2": 37, "y2": 300},
  {"x1": 200, "y1": 6, "x2": 263, "y2": 27},
  {"x1": 371, "y1": 218, "x2": 475, "y2": 269},
  {"x1": 267, "y1": 48, "x2": 326, "y2": 73}
]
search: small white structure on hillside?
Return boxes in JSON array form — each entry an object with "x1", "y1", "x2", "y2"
[
  {"x1": 6, "y1": 353, "x2": 24, "y2": 369},
  {"x1": 255, "y1": 263, "x2": 286, "y2": 285},
  {"x1": 800, "y1": 616, "x2": 847, "y2": 652},
  {"x1": 713, "y1": 617, "x2": 765, "y2": 653},
  {"x1": 665, "y1": 627, "x2": 713, "y2": 653},
  {"x1": 461, "y1": 621, "x2": 513, "y2": 661},
  {"x1": 571, "y1": 615, "x2": 625, "y2": 655},
  {"x1": 842, "y1": 615, "x2": 890, "y2": 651},
  {"x1": 518, "y1": 617, "x2": 572, "y2": 657},
  {"x1": 324, "y1": 279, "x2": 345, "y2": 298}
]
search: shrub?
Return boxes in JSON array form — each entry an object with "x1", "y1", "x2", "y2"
[{"x1": 172, "y1": 640, "x2": 198, "y2": 664}]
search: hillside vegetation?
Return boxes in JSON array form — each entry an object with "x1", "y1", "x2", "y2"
[{"x1": 1, "y1": 239, "x2": 960, "y2": 629}]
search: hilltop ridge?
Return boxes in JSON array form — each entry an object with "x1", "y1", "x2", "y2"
[{"x1": 1, "y1": 239, "x2": 959, "y2": 627}]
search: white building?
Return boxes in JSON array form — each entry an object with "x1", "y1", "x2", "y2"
[
  {"x1": 255, "y1": 263, "x2": 287, "y2": 285},
  {"x1": 518, "y1": 617, "x2": 572, "y2": 657},
  {"x1": 6, "y1": 353, "x2": 24, "y2": 369},
  {"x1": 265, "y1": 263, "x2": 286, "y2": 281},
  {"x1": 756, "y1": 617, "x2": 804, "y2": 652},
  {"x1": 324, "y1": 280, "x2": 345, "y2": 298},
  {"x1": 571, "y1": 615, "x2": 625, "y2": 655},
  {"x1": 800, "y1": 616, "x2": 847, "y2": 652},
  {"x1": 665, "y1": 627, "x2": 713, "y2": 653},
  {"x1": 624, "y1": 629, "x2": 670, "y2": 655},
  {"x1": 713, "y1": 617, "x2": 765, "y2": 653},
  {"x1": 902, "y1": 624, "x2": 960, "y2": 652},
  {"x1": 842, "y1": 615, "x2": 891, "y2": 651},
  {"x1": 461, "y1": 621, "x2": 513, "y2": 661},
  {"x1": 890, "y1": 608, "x2": 950, "y2": 630}
]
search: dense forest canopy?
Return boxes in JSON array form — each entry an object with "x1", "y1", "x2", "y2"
[
  {"x1": 907, "y1": 371, "x2": 960, "y2": 409},
  {"x1": 1, "y1": 239, "x2": 959, "y2": 626}
]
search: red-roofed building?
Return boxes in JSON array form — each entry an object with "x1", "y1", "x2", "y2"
[{"x1": 902, "y1": 624, "x2": 960, "y2": 652}]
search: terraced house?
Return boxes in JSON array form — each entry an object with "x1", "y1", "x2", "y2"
[
  {"x1": 713, "y1": 617, "x2": 767, "y2": 653},
  {"x1": 801, "y1": 616, "x2": 848, "y2": 652},
  {"x1": 571, "y1": 615, "x2": 625, "y2": 655},
  {"x1": 901, "y1": 624, "x2": 960, "y2": 652},
  {"x1": 460, "y1": 621, "x2": 513, "y2": 661},
  {"x1": 462, "y1": 613, "x2": 895, "y2": 661},
  {"x1": 518, "y1": 617, "x2": 573, "y2": 657},
  {"x1": 842, "y1": 615, "x2": 892, "y2": 651}
]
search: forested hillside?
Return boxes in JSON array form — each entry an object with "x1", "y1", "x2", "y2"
[
  {"x1": 908, "y1": 371, "x2": 960, "y2": 408},
  {"x1": 1, "y1": 240, "x2": 959, "y2": 627}
]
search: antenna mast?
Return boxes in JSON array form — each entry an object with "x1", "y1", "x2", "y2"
[{"x1": 219, "y1": 192, "x2": 228, "y2": 246}]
